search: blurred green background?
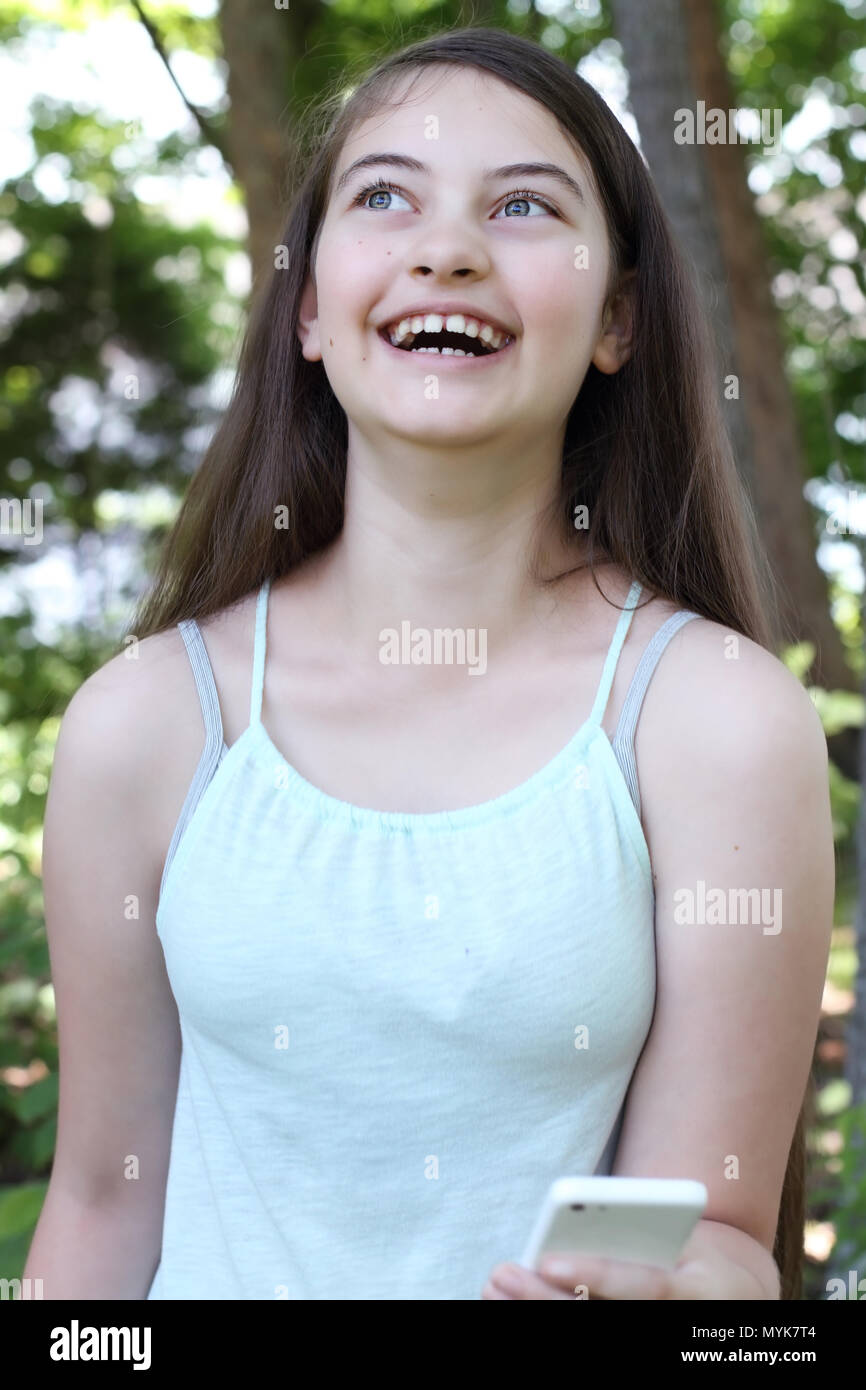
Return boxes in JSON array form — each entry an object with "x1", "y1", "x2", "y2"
[{"x1": 1, "y1": 0, "x2": 865, "y2": 1299}]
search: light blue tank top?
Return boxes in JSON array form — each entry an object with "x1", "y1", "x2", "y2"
[{"x1": 146, "y1": 577, "x2": 698, "y2": 1300}]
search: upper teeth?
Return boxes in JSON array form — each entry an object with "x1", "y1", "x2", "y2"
[{"x1": 385, "y1": 313, "x2": 510, "y2": 351}]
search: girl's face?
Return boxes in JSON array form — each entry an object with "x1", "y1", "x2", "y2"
[{"x1": 298, "y1": 65, "x2": 631, "y2": 453}]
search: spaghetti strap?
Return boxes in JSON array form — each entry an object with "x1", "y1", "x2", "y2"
[
  {"x1": 588, "y1": 579, "x2": 642, "y2": 727},
  {"x1": 611, "y1": 608, "x2": 700, "y2": 817},
  {"x1": 178, "y1": 618, "x2": 224, "y2": 750},
  {"x1": 250, "y1": 579, "x2": 271, "y2": 725},
  {"x1": 159, "y1": 618, "x2": 225, "y2": 904}
]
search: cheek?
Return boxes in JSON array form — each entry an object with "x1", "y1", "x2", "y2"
[
  {"x1": 315, "y1": 239, "x2": 379, "y2": 329},
  {"x1": 530, "y1": 297, "x2": 602, "y2": 379},
  {"x1": 521, "y1": 283, "x2": 605, "y2": 405},
  {"x1": 515, "y1": 247, "x2": 604, "y2": 340}
]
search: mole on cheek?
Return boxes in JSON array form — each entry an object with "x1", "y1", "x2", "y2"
[{"x1": 329, "y1": 338, "x2": 334, "y2": 346}]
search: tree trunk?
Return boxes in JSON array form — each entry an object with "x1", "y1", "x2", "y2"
[
  {"x1": 218, "y1": 0, "x2": 314, "y2": 293},
  {"x1": 608, "y1": 0, "x2": 856, "y2": 707}
]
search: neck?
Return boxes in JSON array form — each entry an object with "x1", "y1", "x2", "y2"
[{"x1": 311, "y1": 430, "x2": 600, "y2": 667}]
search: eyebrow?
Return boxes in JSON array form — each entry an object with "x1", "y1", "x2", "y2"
[{"x1": 334, "y1": 153, "x2": 586, "y2": 206}]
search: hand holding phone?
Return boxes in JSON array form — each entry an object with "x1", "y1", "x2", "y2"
[{"x1": 519, "y1": 1175, "x2": 708, "y2": 1273}]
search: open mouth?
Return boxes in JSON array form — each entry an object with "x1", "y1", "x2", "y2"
[
  {"x1": 375, "y1": 328, "x2": 511, "y2": 361},
  {"x1": 378, "y1": 312, "x2": 514, "y2": 358}
]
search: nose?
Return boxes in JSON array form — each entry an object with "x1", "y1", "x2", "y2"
[
  {"x1": 414, "y1": 263, "x2": 483, "y2": 279},
  {"x1": 404, "y1": 213, "x2": 493, "y2": 282}
]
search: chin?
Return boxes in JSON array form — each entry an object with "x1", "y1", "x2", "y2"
[{"x1": 385, "y1": 418, "x2": 499, "y2": 445}]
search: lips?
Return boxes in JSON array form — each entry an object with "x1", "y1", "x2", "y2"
[{"x1": 380, "y1": 311, "x2": 516, "y2": 363}]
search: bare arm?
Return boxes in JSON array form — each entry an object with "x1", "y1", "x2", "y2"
[
  {"x1": 608, "y1": 620, "x2": 834, "y2": 1290},
  {"x1": 23, "y1": 638, "x2": 187, "y2": 1299}
]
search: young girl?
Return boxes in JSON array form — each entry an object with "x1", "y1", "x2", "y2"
[{"x1": 28, "y1": 27, "x2": 834, "y2": 1301}]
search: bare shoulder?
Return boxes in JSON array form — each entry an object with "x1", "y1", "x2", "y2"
[
  {"x1": 635, "y1": 610, "x2": 830, "y2": 843},
  {"x1": 67, "y1": 570, "x2": 313, "y2": 782},
  {"x1": 68, "y1": 583, "x2": 262, "y2": 745},
  {"x1": 638, "y1": 611, "x2": 827, "y2": 758},
  {"x1": 57, "y1": 588, "x2": 260, "y2": 869},
  {"x1": 65, "y1": 625, "x2": 202, "y2": 771}
]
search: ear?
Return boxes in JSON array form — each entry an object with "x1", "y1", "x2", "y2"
[
  {"x1": 297, "y1": 272, "x2": 322, "y2": 362},
  {"x1": 591, "y1": 270, "x2": 636, "y2": 376}
]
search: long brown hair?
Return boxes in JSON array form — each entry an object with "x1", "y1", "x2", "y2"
[{"x1": 131, "y1": 25, "x2": 807, "y2": 1298}]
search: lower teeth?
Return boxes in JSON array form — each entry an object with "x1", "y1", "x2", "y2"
[
  {"x1": 405, "y1": 345, "x2": 495, "y2": 356},
  {"x1": 411, "y1": 346, "x2": 468, "y2": 356}
]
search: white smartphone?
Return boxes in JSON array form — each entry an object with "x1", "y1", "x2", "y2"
[{"x1": 519, "y1": 1176, "x2": 708, "y2": 1272}]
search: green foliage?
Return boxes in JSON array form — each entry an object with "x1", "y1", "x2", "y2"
[
  {"x1": 0, "y1": 114, "x2": 243, "y2": 532},
  {"x1": 0, "y1": 1, "x2": 220, "y2": 52},
  {"x1": 0, "y1": 1182, "x2": 48, "y2": 1282},
  {"x1": 810, "y1": 687, "x2": 865, "y2": 738},
  {"x1": 827, "y1": 758, "x2": 860, "y2": 846},
  {"x1": 720, "y1": 0, "x2": 866, "y2": 486},
  {"x1": 781, "y1": 638, "x2": 863, "y2": 846},
  {"x1": 0, "y1": 1, "x2": 244, "y2": 1281},
  {"x1": 811, "y1": 1101, "x2": 866, "y2": 1278}
]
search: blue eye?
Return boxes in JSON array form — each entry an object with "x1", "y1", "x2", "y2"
[
  {"x1": 351, "y1": 179, "x2": 560, "y2": 219},
  {"x1": 497, "y1": 190, "x2": 559, "y2": 218},
  {"x1": 353, "y1": 180, "x2": 412, "y2": 211}
]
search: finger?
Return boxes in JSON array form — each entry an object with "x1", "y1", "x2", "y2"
[
  {"x1": 536, "y1": 1254, "x2": 673, "y2": 1301},
  {"x1": 665, "y1": 1254, "x2": 759, "y2": 1301},
  {"x1": 481, "y1": 1279, "x2": 515, "y2": 1299},
  {"x1": 488, "y1": 1263, "x2": 573, "y2": 1300},
  {"x1": 664, "y1": 1261, "x2": 717, "y2": 1300}
]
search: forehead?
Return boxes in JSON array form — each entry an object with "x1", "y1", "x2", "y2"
[{"x1": 334, "y1": 64, "x2": 599, "y2": 200}]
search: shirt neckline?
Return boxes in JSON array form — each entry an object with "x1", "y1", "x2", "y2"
[{"x1": 237, "y1": 713, "x2": 609, "y2": 833}]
